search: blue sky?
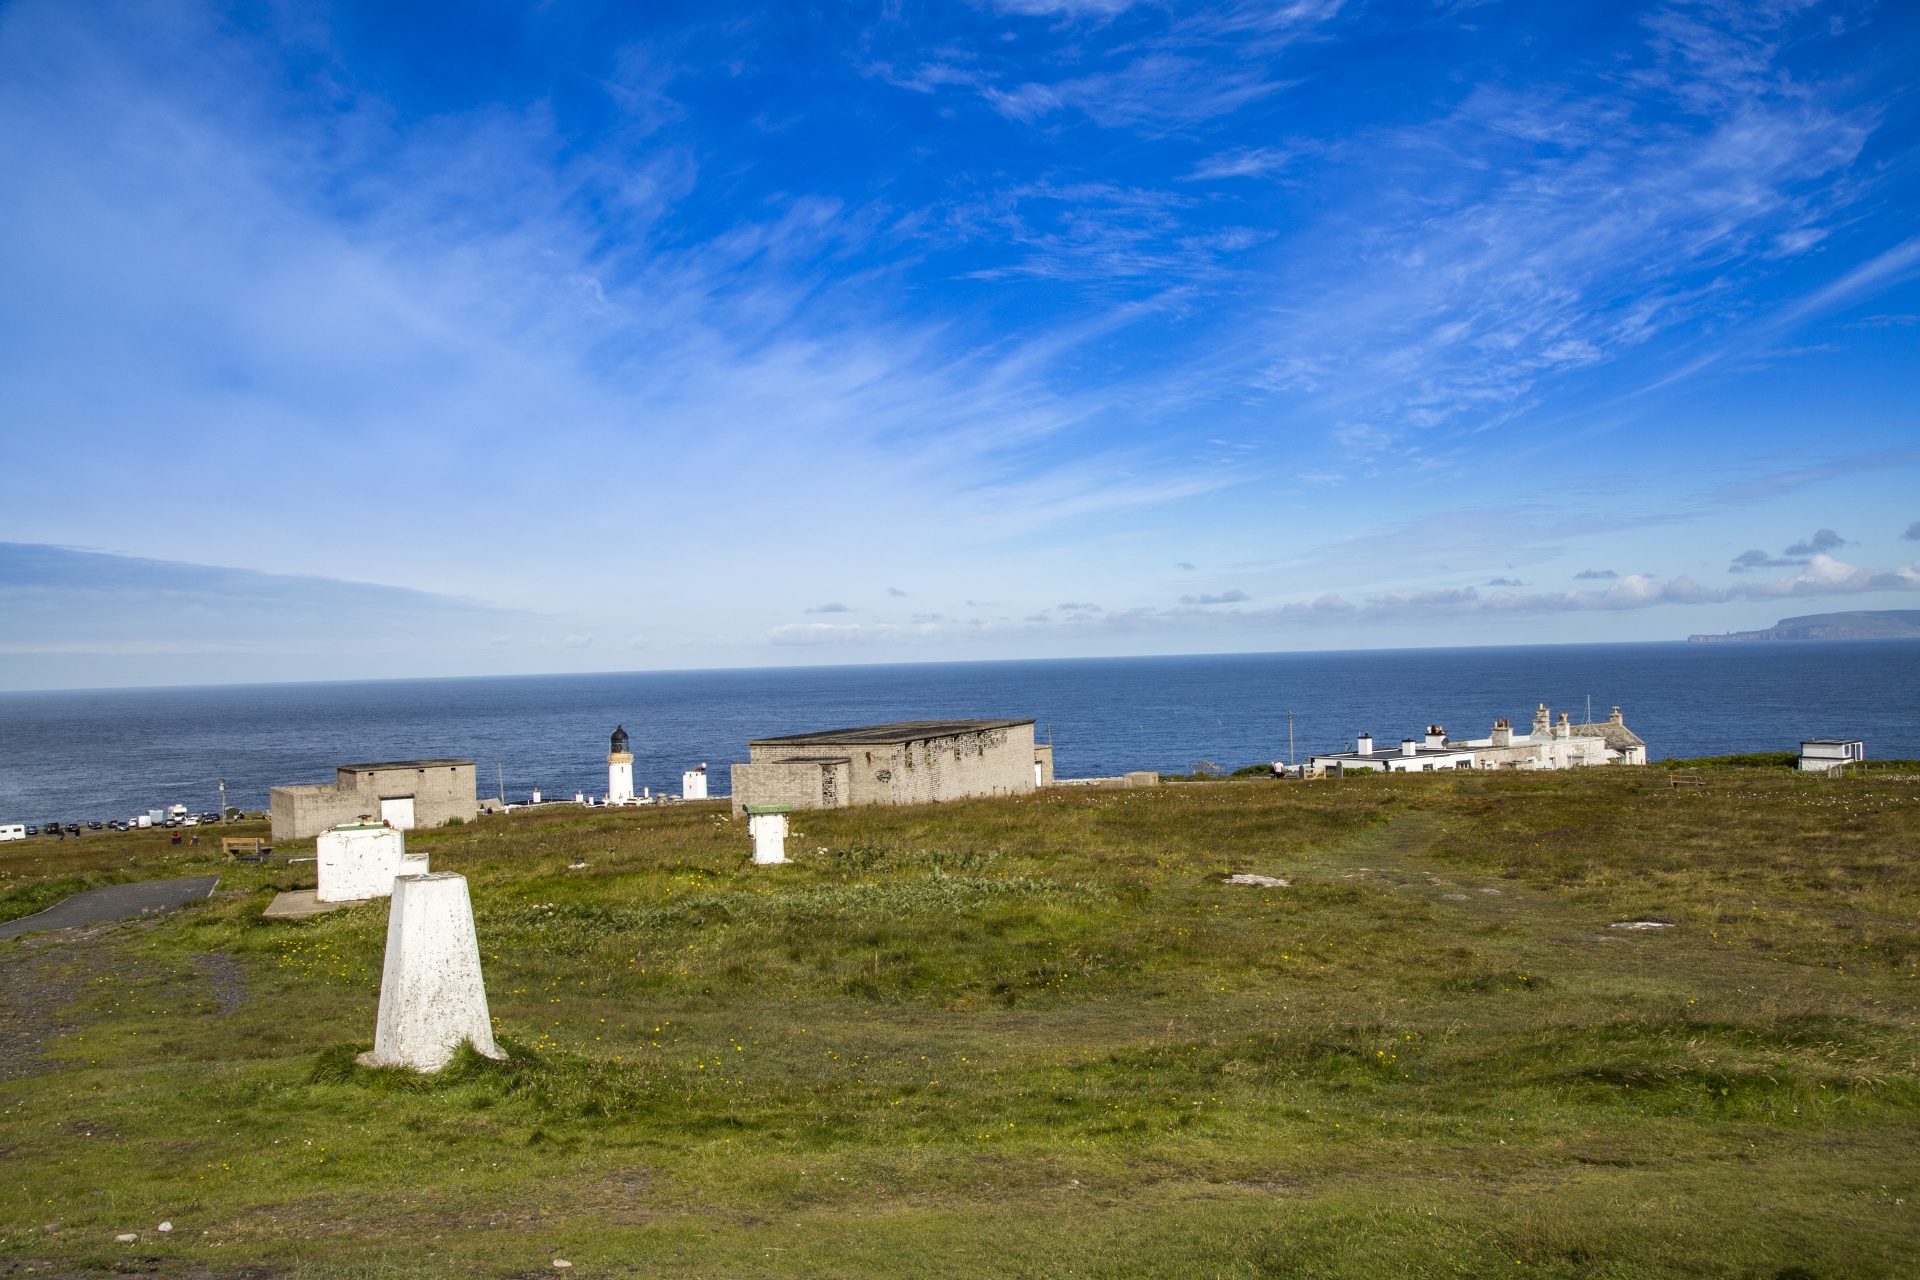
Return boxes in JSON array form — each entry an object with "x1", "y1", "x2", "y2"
[{"x1": 2, "y1": 0, "x2": 1918, "y2": 689}]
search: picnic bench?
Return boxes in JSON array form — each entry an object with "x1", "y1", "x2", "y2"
[
  {"x1": 222, "y1": 836, "x2": 270, "y2": 861},
  {"x1": 1667, "y1": 773, "x2": 1705, "y2": 789}
]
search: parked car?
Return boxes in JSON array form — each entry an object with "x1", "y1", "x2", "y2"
[
  {"x1": 88, "y1": 820, "x2": 103, "y2": 830},
  {"x1": 25, "y1": 826, "x2": 38, "y2": 836}
]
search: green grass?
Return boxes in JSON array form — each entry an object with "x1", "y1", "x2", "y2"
[{"x1": 2, "y1": 771, "x2": 1917, "y2": 1277}]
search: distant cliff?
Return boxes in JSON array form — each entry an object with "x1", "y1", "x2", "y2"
[{"x1": 1688, "y1": 610, "x2": 1920, "y2": 643}]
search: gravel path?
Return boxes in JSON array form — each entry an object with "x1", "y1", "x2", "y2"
[
  {"x1": 0, "y1": 923, "x2": 119, "y2": 1080},
  {"x1": 0, "y1": 876, "x2": 219, "y2": 942}
]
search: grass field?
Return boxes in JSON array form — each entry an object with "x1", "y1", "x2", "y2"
[{"x1": 2, "y1": 764, "x2": 1917, "y2": 1278}]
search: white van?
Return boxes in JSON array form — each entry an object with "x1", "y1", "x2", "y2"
[{"x1": 0, "y1": 823, "x2": 25, "y2": 842}]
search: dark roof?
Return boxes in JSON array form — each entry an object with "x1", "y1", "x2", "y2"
[
  {"x1": 751, "y1": 719, "x2": 1034, "y2": 747},
  {"x1": 1308, "y1": 743, "x2": 1475, "y2": 761},
  {"x1": 337, "y1": 759, "x2": 474, "y2": 771}
]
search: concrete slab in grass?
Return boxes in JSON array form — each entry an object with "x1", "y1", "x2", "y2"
[{"x1": 263, "y1": 889, "x2": 359, "y2": 919}]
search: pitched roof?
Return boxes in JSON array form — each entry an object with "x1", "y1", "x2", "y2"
[{"x1": 1569, "y1": 722, "x2": 1645, "y2": 750}]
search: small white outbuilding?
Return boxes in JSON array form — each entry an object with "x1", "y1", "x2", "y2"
[
  {"x1": 315, "y1": 822, "x2": 428, "y2": 903},
  {"x1": 683, "y1": 764, "x2": 709, "y2": 800},
  {"x1": 1799, "y1": 738, "x2": 1865, "y2": 774},
  {"x1": 745, "y1": 804, "x2": 790, "y2": 865}
]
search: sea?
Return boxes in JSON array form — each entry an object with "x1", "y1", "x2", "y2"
[{"x1": 2, "y1": 641, "x2": 1916, "y2": 826}]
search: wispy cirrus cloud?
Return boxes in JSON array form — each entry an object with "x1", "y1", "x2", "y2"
[
  {"x1": 1239, "y1": 3, "x2": 1878, "y2": 445},
  {"x1": 1184, "y1": 146, "x2": 1297, "y2": 179},
  {"x1": 0, "y1": 542, "x2": 534, "y2": 656},
  {"x1": 983, "y1": 56, "x2": 1284, "y2": 128},
  {"x1": 758, "y1": 554, "x2": 1920, "y2": 648}
]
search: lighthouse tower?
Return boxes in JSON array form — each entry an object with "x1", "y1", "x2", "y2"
[{"x1": 607, "y1": 725, "x2": 634, "y2": 805}]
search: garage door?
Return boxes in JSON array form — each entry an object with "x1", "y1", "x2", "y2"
[{"x1": 379, "y1": 797, "x2": 416, "y2": 830}]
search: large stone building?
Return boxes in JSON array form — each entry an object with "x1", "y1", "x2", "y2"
[
  {"x1": 271, "y1": 759, "x2": 477, "y2": 840},
  {"x1": 730, "y1": 719, "x2": 1041, "y2": 814},
  {"x1": 1454, "y1": 704, "x2": 1646, "y2": 769},
  {"x1": 1304, "y1": 705, "x2": 1648, "y2": 776}
]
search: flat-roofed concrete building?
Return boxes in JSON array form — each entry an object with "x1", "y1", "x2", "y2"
[
  {"x1": 730, "y1": 720, "x2": 1039, "y2": 815},
  {"x1": 271, "y1": 760, "x2": 477, "y2": 840}
]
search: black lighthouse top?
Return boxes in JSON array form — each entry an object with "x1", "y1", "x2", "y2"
[{"x1": 610, "y1": 725, "x2": 629, "y2": 755}]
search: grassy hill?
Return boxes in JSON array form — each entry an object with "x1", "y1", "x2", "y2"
[{"x1": 2, "y1": 767, "x2": 1918, "y2": 1277}]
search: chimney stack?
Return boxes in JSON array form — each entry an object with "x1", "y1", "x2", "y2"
[
  {"x1": 1491, "y1": 719, "x2": 1511, "y2": 747},
  {"x1": 1356, "y1": 733, "x2": 1373, "y2": 756},
  {"x1": 1426, "y1": 725, "x2": 1446, "y2": 748},
  {"x1": 1401, "y1": 738, "x2": 1418, "y2": 758}
]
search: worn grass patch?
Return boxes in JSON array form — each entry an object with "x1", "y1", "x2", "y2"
[{"x1": 2, "y1": 771, "x2": 1917, "y2": 1277}]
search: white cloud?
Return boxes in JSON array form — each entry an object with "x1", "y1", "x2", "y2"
[{"x1": 1185, "y1": 146, "x2": 1296, "y2": 179}]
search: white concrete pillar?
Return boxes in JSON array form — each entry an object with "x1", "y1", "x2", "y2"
[
  {"x1": 357, "y1": 873, "x2": 504, "y2": 1072},
  {"x1": 317, "y1": 823, "x2": 420, "y2": 903},
  {"x1": 745, "y1": 806, "x2": 790, "y2": 865},
  {"x1": 682, "y1": 765, "x2": 708, "y2": 800}
]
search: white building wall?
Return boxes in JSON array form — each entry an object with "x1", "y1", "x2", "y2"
[
  {"x1": 317, "y1": 824, "x2": 427, "y2": 902},
  {"x1": 608, "y1": 753, "x2": 635, "y2": 803}
]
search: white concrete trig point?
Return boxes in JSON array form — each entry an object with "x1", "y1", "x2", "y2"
[
  {"x1": 316, "y1": 822, "x2": 427, "y2": 903},
  {"x1": 357, "y1": 873, "x2": 504, "y2": 1072},
  {"x1": 744, "y1": 804, "x2": 791, "y2": 865}
]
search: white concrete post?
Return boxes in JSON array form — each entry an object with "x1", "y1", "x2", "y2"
[
  {"x1": 357, "y1": 872, "x2": 504, "y2": 1072},
  {"x1": 745, "y1": 806, "x2": 790, "y2": 865},
  {"x1": 316, "y1": 823, "x2": 421, "y2": 903},
  {"x1": 682, "y1": 765, "x2": 708, "y2": 800}
]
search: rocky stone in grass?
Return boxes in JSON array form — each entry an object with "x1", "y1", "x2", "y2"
[{"x1": 356, "y1": 873, "x2": 504, "y2": 1072}]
